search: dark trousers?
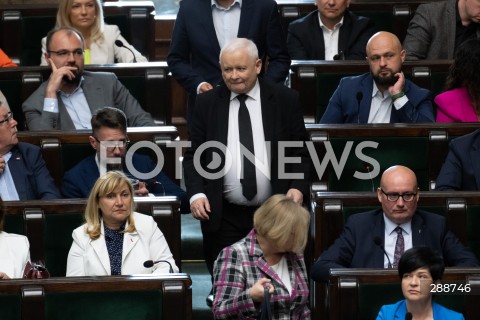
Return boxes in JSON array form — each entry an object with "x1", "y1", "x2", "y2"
[{"x1": 203, "y1": 199, "x2": 258, "y2": 283}]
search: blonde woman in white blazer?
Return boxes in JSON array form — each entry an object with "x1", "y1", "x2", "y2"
[
  {"x1": 66, "y1": 171, "x2": 178, "y2": 276},
  {"x1": 0, "y1": 210, "x2": 30, "y2": 279},
  {"x1": 40, "y1": 0, "x2": 147, "y2": 65}
]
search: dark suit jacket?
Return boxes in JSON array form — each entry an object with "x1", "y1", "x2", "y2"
[
  {"x1": 61, "y1": 153, "x2": 189, "y2": 213},
  {"x1": 167, "y1": 0, "x2": 290, "y2": 96},
  {"x1": 8, "y1": 143, "x2": 61, "y2": 200},
  {"x1": 311, "y1": 209, "x2": 480, "y2": 282},
  {"x1": 287, "y1": 10, "x2": 376, "y2": 60},
  {"x1": 22, "y1": 71, "x2": 155, "y2": 130},
  {"x1": 319, "y1": 73, "x2": 435, "y2": 123},
  {"x1": 183, "y1": 78, "x2": 310, "y2": 232},
  {"x1": 435, "y1": 129, "x2": 480, "y2": 191}
]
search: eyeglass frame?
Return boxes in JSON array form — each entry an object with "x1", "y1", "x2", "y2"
[
  {"x1": 93, "y1": 136, "x2": 130, "y2": 149},
  {"x1": 47, "y1": 49, "x2": 84, "y2": 58},
  {"x1": 380, "y1": 188, "x2": 417, "y2": 202},
  {"x1": 0, "y1": 111, "x2": 14, "y2": 125}
]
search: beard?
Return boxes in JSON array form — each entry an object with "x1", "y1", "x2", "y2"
[
  {"x1": 372, "y1": 69, "x2": 398, "y2": 87},
  {"x1": 62, "y1": 65, "x2": 82, "y2": 85}
]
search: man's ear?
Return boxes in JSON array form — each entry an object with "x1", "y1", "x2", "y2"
[{"x1": 89, "y1": 135, "x2": 97, "y2": 150}]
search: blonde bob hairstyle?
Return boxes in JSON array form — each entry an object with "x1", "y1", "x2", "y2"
[
  {"x1": 55, "y1": 0, "x2": 105, "y2": 43},
  {"x1": 254, "y1": 195, "x2": 310, "y2": 254},
  {"x1": 84, "y1": 171, "x2": 136, "y2": 240}
]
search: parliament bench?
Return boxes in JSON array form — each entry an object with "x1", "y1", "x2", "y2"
[
  {"x1": 276, "y1": 0, "x2": 430, "y2": 42},
  {"x1": 291, "y1": 60, "x2": 452, "y2": 123},
  {"x1": 327, "y1": 268, "x2": 480, "y2": 320},
  {"x1": 17, "y1": 126, "x2": 180, "y2": 190},
  {"x1": 309, "y1": 191, "x2": 480, "y2": 320},
  {"x1": 0, "y1": 1, "x2": 155, "y2": 66},
  {"x1": 0, "y1": 62, "x2": 172, "y2": 129},
  {"x1": 306, "y1": 123, "x2": 480, "y2": 192},
  {"x1": 0, "y1": 274, "x2": 192, "y2": 320},
  {"x1": 2, "y1": 197, "x2": 181, "y2": 277}
]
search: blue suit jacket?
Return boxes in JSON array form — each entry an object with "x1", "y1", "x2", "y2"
[
  {"x1": 376, "y1": 300, "x2": 464, "y2": 320},
  {"x1": 311, "y1": 209, "x2": 479, "y2": 282},
  {"x1": 8, "y1": 143, "x2": 61, "y2": 200},
  {"x1": 287, "y1": 10, "x2": 376, "y2": 60},
  {"x1": 435, "y1": 129, "x2": 480, "y2": 191},
  {"x1": 61, "y1": 153, "x2": 189, "y2": 213},
  {"x1": 319, "y1": 73, "x2": 434, "y2": 123},
  {"x1": 167, "y1": 0, "x2": 291, "y2": 122}
]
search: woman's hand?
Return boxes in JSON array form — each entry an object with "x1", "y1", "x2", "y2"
[
  {"x1": 0, "y1": 272, "x2": 11, "y2": 279},
  {"x1": 249, "y1": 278, "x2": 274, "y2": 303}
]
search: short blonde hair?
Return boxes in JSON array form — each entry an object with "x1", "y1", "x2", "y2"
[
  {"x1": 254, "y1": 195, "x2": 310, "y2": 254},
  {"x1": 56, "y1": 0, "x2": 105, "y2": 43},
  {"x1": 84, "y1": 171, "x2": 136, "y2": 239}
]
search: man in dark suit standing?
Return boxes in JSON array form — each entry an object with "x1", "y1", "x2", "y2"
[
  {"x1": 320, "y1": 31, "x2": 434, "y2": 124},
  {"x1": 167, "y1": 0, "x2": 291, "y2": 126},
  {"x1": 61, "y1": 107, "x2": 188, "y2": 212},
  {"x1": 436, "y1": 129, "x2": 480, "y2": 191},
  {"x1": 311, "y1": 165, "x2": 479, "y2": 282},
  {"x1": 287, "y1": 0, "x2": 376, "y2": 60},
  {"x1": 183, "y1": 38, "x2": 309, "y2": 305},
  {"x1": 0, "y1": 102, "x2": 60, "y2": 200}
]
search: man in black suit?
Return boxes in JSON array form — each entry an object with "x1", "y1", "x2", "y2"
[
  {"x1": 311, "y1": 165, "x2": 479, "y2": 282},
  {"x1": 436, "y1": 129, "x2": 480, "y2": 191},
  {"x1": 183, "y1": 38, "x2": 310, "y2": 304},
  {"x1": 287, "y1": 0, "x2": 376, "y2": 60}
]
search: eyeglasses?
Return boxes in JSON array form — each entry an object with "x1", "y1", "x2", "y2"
[
  {"x1": 48, "y1": 49, "x2": 84, "y2": 58},
  {"x1": 94, "y1": 136, "x2": 130, "y2": 149},
  {"x1": 380, "y1": 189, "x2": 417, "y2": 202},
  {"x1": 0, "y1": 112, "x2": 14, "y2": 125}
]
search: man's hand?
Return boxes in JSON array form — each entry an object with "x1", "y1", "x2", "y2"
[
  {"x1": 190, "y1": 197, "x2": 211, "y2": 221},
  {"x1": 0, "y1": 156, "x2": 5, "y2": 174},
  {"x1": 45, "y1": 58, "x2": 78, "y2": 98},
  {"x1": 286, "y1": 188, "x2": 303, "y2": 204},
  {"x1": 0, "y1": 272, "x2": 10, "y2": 279},
  {"x1": 388, "y1": 71, "x2": 405, "y2": 96},
  {"x1": 133, "y1": 181, "x2": 149, "y2": 197},
  {"x1": 198, "y1": 82, "x2": 214, "y2": 93}
]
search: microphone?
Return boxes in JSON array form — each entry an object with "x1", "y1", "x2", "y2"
[
  {"x1": 356, "y1": 91, "x2": 363, "y2": 124},
  {"x1": 374, "y1": 237, "x2": 392, "y2": 269},
  {"x1": 114, "y1": 39, "x2": 137, "y2": 63},
  {"x1": 333, "y1": 51, "x2": 344, "y2": 60},
  {"x1": 364, "y1": 162, "x2": 375, "y2": 192},
  {"x1": 143, "y1": 259, "x2": 174, "y2": 273},
  {"x1": 405, "y1": 312, "x2": 413, "y2": 320}
]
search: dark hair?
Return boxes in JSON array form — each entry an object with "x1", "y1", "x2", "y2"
[
  {"x1": 91, "y1": 107, "x2": 127, "y2": 135},
  {"x1": 45, "y1": 26, "x2": 85, "y2": 52},
  {"x1": 398, "y1": 246, "x2": 445, "y2": 281},
  {"x1": 444, "y1": 38, "x2": 480, "y2": 113}
]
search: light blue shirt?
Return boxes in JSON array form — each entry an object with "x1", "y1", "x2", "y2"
[
  {"x1": 42, "y1": 77, "x2": 92, "y2": 129},
  {"x1": 0, "y1": 152, "x2": 20, "y2": 200},
  {"x1": 211, "y1": 0, "x2": 241, "y2": 50}
]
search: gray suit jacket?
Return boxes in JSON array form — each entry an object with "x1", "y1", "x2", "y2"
[
  {"x1": 403, "y1": 0, "x2": 480, "y2": 60},
  {"x1": 22, "y1": 71, "x2": 155, "y2": 130}
]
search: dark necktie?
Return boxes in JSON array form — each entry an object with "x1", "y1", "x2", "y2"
[
  {"x1": 237, "y1": 94, "x2": 257, "y2": 200},
  {"x1": 393, "y1": 226, "x2": 404, "y2": 268}
]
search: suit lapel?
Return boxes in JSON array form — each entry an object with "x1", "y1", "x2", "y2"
[
  {"x1": 8, "y1": 147, "x2": 28, "y2": 200},
  {"x1": 372, "y1": 212, "x2": 387, "y2": 266},
  {"x1": 216, "y1": 86, "x2": 231, "y2": 146},
  {"x1": 81, "y1": 72, "x2": 104, "y2": 115},
  {"x1": 411, "y1": 212, "x2": 425, "y2": 246},
  {"x1": 122, "y1": 231, "x2": 139, "y2": 263},
  {"x1": 259, "y1": 80, "x2": 275, "y2": 143},
  {"x1": 470, "y1": 137, "x2": 480, "y2": 189},
  {"x1": 312, "y1": 12, "x2": 326, "y2": 59},
  {"x1": 359, "y1": 76, "x2": 373, "y2": 124},
  {"x1": 90, "y1": 229, "x2": 111, "y2": 274},
  {"x1": 238, "y1": 0, "x2": 253, "y2": 36},
  {"x1": 201, "y1": 0, "x2": 221, "y2": 53}
]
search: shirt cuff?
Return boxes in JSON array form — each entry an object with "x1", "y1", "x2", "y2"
[
  {"x1": 190, "y1": 193, "x2": 207, "y2": 205},
  {"x1": 393, "y1": 95, "x2": 408, "y2": 110},
  {"x1": 43, "y1": 98, "x2": 59, "y2": 113}
]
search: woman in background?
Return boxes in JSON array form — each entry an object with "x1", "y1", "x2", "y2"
[
  {"x1": 66, "y1": 171, "x2": 178, "y2": 276},
  {"x1": 435, "y1": 38, "x2": 480, "y2": 122},
  {"x1": 213, "y1": 195, "x2": 311, "y2": 319},
  {"x1": 41, "y1": 0, "x2": 147, "y2": 65},
  {"x1": 0, "y1": 201, "x2": 30, "y2": 279},
  {"x1": 376, "y1": 246, "x2": 464, "y2": 320}
]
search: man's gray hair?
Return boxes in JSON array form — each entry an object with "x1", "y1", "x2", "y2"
[{"x1": 219, "y1": 38, "x2": 259, "y2": 62}]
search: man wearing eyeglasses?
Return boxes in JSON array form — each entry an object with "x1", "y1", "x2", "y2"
[
  {"x1": 22, "y1": 26, "x2": 155, "y2": 131},
  {"x1": 0, "y1": 102, "x2": 61, "y2": 200},
  {"x1": 311, "y1": 165, "x2": 479, "y2": 282},
  {"x1": 61, "y1": 107, "x2": 188, "y2": 212}
]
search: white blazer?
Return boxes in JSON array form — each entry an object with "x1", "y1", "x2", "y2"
[
  {"x1": 40, "y1": 24, "x2": 148, "y2": 65},
  {"x1": 0, "y1": 232, "x2": 30, "y2": 279},
  {"x1": 66, "y1": 212, "x2": 178, "y2": 276}
]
